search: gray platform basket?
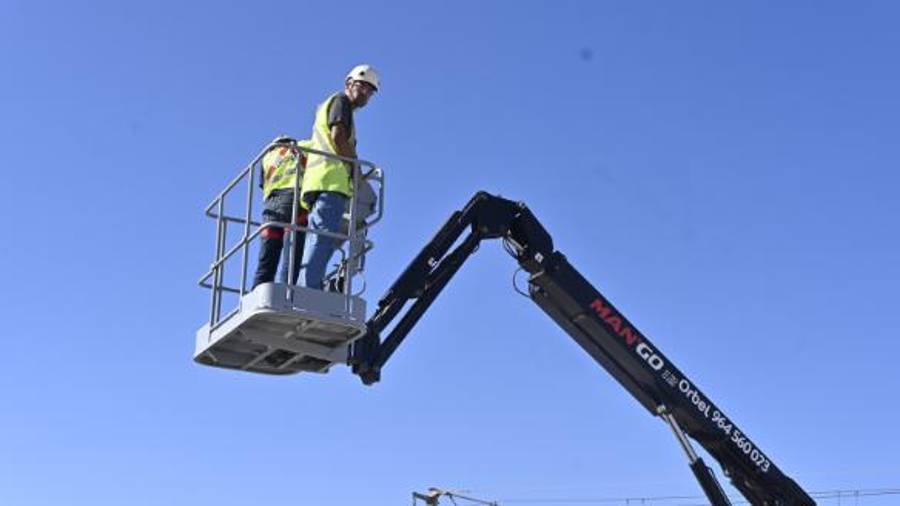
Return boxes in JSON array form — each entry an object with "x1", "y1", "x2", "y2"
[
  {"x1": 194, "y1": 283, "x2": 367, "y2": 375},
  {"x1": 196, "y1": 138, "x2": 384, "y2": 376}
]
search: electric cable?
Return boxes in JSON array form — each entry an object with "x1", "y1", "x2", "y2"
[
  {"x1": 512, "y1": 267, "x2": 530, "y2": 298},
  {"x1": 500, "y1": 487, "x2": 900, "y2": 504},
  {"x1": 503, "y1": 238, "x2": 531, "y2": 298}
]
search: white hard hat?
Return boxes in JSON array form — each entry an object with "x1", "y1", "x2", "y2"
[{"x1": 346, "y1": 64, "x2": 380, "y2": 91}]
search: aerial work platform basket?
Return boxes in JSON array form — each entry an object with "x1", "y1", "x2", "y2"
[{"x1": 195, "y1": 139, "x2": 384, "y2": 375}]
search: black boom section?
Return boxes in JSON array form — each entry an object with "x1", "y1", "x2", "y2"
[
  {"x1": 352, "y1": 192, "x2": 814, "y2": 506},
  {"x1": 351, "y1": 192, "x2": 528, "y2": 383},
  {"x1": 526, "y1": 253, "x2": 814, "y2": 506}
]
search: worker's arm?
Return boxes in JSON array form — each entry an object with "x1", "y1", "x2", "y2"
[
  {"x1": 330, "y1": 123, "x2": 357, "y2": 161},
  {"x1": 327, "y1": 94, "x2": 358, "y2": 164}
]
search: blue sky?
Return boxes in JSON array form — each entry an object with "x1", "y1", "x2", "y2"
[{"x1": 2, "y1": 1, "x2": 899, "y2": 505}]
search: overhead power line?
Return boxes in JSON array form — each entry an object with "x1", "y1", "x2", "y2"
[{"x1": 499, "y1": 487, "x2": 900, "y2": 504}]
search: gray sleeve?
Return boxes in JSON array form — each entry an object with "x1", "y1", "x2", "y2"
[{"x1": 327, "y1": 94, "x2": 353, "y2": 129}]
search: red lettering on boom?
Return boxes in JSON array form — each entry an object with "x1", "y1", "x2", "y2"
[
  {"x1": 606, "y1": 315, "x2": 622, "y2": 334},
  {"x1": 590, "y1": 299, "x2": 611, "y2": 319},
  {"x1": 589, "y1": 297, "x2": 643, "y2": 348},
  {"x1": 621, "y1": 326, "x2": 639, "y2": 347}
]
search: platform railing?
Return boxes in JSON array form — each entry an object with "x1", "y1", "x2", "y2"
[{"x1": 197, "y1": 138, "x2": 385, "y2": 331}]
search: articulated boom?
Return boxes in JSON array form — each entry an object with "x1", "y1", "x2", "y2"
[{"x1": 351, "y1": 192, "x2": 814, "y2": 506}]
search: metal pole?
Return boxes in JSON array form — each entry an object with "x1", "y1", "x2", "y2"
[
  {"x1": 239, "y1": 158, "x2": 255, "y2": 297},
  {"x1": 287, "y1": 142, "x2": 301, "y2": 302},
  {"x1": 661, "y1": 410, "x2": 702, "y2": 463},
  {"x1": 657, "y1": 406, "x2": 732, "y2": 506},
  {"x1": 345, "y1": 161, "x2": 359, "y2": 314},
  {"x1": 209, "y1": 197, "x2": 227, "y2": 324},
  {"x1": 213, "y1": 197, "x2": 227, "y2": 322},
  {"x1": 207, "y1": 196, "x2": 222, "y2": 327}
]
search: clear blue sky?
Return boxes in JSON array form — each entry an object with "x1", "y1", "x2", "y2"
[{"x1": 2, "y1": 1, "x2": 898, "y2": 505}]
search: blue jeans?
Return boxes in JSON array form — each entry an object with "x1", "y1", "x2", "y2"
[{"x1": 298, "y1": 191, "x2": 348, "y2": 289}]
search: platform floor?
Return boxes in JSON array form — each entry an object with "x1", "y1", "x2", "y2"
[{"x1": 194, "y1": 283, "x2": 367, "y2": 375}]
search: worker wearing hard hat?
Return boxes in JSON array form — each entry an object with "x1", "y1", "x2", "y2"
[
  {"x1": 251, "y1": 136, "x2": 311, "y2": 289},
  {"x1": 297, "y1": 64, "x2": 380, "y2": 290}
]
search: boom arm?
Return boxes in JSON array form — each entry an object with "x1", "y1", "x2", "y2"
[{"x1": 351, "y1": 192, "x2": 814, "y2": 506}]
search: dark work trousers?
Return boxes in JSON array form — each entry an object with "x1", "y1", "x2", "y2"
[{"x1": 252, "y1": 189, "x2": 306, "y2": 289}]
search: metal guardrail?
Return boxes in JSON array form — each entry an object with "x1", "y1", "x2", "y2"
[{"x1": 197, "y1": 138, "x2": 385, "y2": 331}]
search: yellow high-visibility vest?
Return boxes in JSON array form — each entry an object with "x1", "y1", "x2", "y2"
[
  {"x1": 301, "y1": 93, "x2": 356, "y2": 203},
  {"x1": 261, "y1": 140, "x2": 311, "y2": 198}
]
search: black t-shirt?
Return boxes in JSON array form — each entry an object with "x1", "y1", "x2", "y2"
[{"x1": 327, "y1": 92, "x2": 354, "y2": 132}]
